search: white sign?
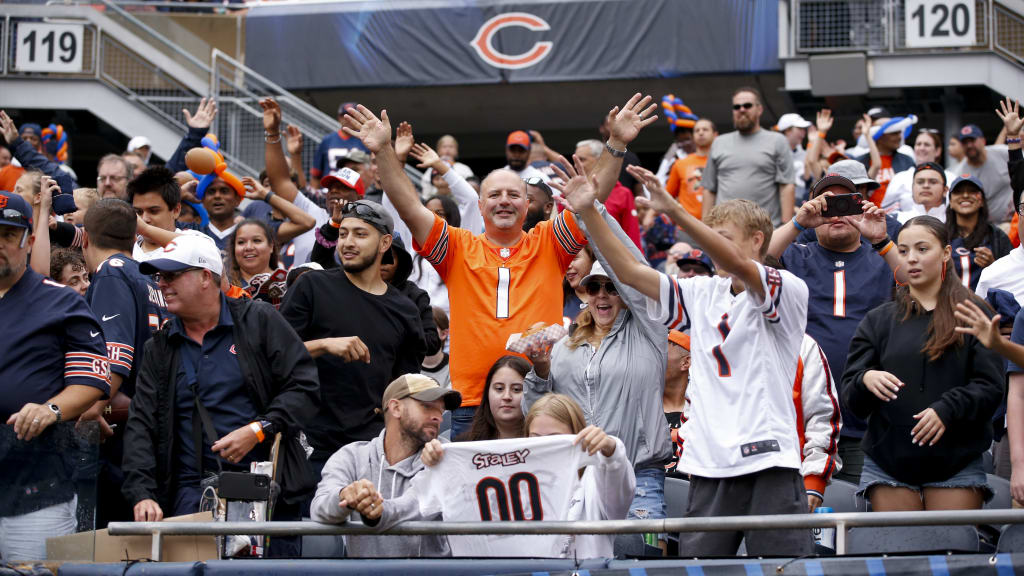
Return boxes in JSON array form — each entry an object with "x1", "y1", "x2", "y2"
[
  {"x1": 15, "y1": 23, "x2": 84, "y2": 73},
  {"x1": 905, "y1": 0, "x2": 976, "y2": 48}
]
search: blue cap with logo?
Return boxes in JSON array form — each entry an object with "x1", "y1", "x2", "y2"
[
  {"x1": 678, "y1": 248, "x2": 715, "y2": 275},
  {"x1": 949, "y1": 174, "x2": 985, "y2": 196},
  {"x1": 957, "y1": 124, "x2": 985, "y2": 141},
  {"x1": 0, "y1": 190, "x2": 34, "y2": 229}
]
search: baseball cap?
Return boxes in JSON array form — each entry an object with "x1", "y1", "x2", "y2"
[
  {"x1": 866, "y1": 107, "x2": 890, "y2": 120},
  {"x1": 957, "y1": 124, "x2": 985, "y2": 141},
  {"x1": 810, "y1": 173, "x2": 858, "y2": 198},
  {"x1": 139, "y1": 233, "x2": 223, "y2": 276},
  {"x1": 580, "y1": 260, "x2": 610, "y2": 286},
  {"x1": 668, "y1": 330, "x2": 690, "y2": 351},
  {"x1": 776, "y1": 113, "x2": 812, "y2": 132},
  {"x1": 0, "y1": 190, "x2": 33, "y2": 229},
  {"x1": 915, "y1": 162, "x2": 948, "y2": 186},
  {"x1": 127, "y1": 136, "x2": 151, "y2": 152},
  {"x1": 825, "y1": 160, "x2": 880, "y2": 192},
  {"x1": 341, "y1": 199, "x2": 394, "y2": 236},
  {"x1": 337, "y1": 102, "x2": 358, "y2": 116},
  {"x1": 320, "y1": 167, "x2": 366, "y2": 196},
  {"x1": 19, "y1": 123, "x2": 41, "y2": 138},
  {"x1": 337, "y1": 149, "x2": 371, "y2": 166},
  {"x1": 506, "y1": 130, "x2": 531, "y2": 149},
  {"x1": 949, "y1": 174, "x2": 984, "y2": 195},
  {"x1": 677, "y1": 248, "x2": 715, "y2": 275},
  {"x1": 382, "y1": 373, "x2": 462, "y2": 411}
]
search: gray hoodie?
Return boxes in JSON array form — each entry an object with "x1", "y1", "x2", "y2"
[
  {"x1": 310, "y1": 429, "x2": 450, "y2": 557},
  {"x1": 523, "y1": 204, "x2": 673, "y2": 470}
]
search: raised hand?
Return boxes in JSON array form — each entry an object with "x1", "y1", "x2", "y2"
[
  {"x1": 627, "y1": 164, "x2": 676, "y2": 216},
  {"x1": 997, "y1": 97, "x2": 1023, "y2": 138},
  {"x1": 607, "y1": 93, "x2": 659, "y2": 147},
  {"x1": 954, "y1": 299, "x2": 1001, "y2": 349},
  {"x1": 342, "y1": 105, "x2": 392, "y2": 154},
  {"x1": 394, "y1": 121, "x2": 414, "y2": 162},
  {"x1": 285, "y1": 125, "x2": 303, "y2": 156},
  {"x1": 550, "y1": 154, "x2": 597, "y2": 213},
  {"x1": 842, "y1": 200, "x2": 888, "y2": 243},
  {"x1": 184, "y1": 97, "x2": 218, "y2": 130},
  {"x1": 259, "y1": 98, "x2": 282, "y2": 135},
  {"x1": 241, "y1": 176, "x2": 268, "y2": 201},
  {"x1": 0, "y1": 110, "x2": 18, "y2": 145},
  {"x1": 409, "y1": 142, "x2": 442, "y2": 171},
  {"x1": 816, "y1": 109, "x2": 834, "y2": 133}
]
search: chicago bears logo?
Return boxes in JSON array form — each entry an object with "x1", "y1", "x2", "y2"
[
  {"x1": 0, "y1": 196, "x2": 7, "y2": 209},
  {"x1": 470, "y1": 13, "x2": 553, "y2": 70},
  {"x1": 229, "y1": 345, "x2": 237, "y2": 355},
  {"x1": 955, "y1": 246, "x2": 971, "y2": 256}
]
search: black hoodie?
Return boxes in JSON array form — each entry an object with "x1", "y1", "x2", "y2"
[{"x1": 842, "y1": 300, "x2": 1004, "y2": 485}]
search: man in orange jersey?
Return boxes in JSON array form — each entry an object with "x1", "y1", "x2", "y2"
[
  {"x1": 665, "y1": 118, "x2": 717, "y2": 243},
  {"x1": 342, "y1": 94, "x2": 658, "y2": 439}
]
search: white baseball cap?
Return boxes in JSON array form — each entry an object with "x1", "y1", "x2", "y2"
[
  {"x1": 127, "y1": 136, "x2": 152, "y2": 152},
  {"x1": 139, "y1": 233, "x2": 223, "y2": 277},
  {"x1": 776, "y1": 113, "x2": 812, "y2": 132}
]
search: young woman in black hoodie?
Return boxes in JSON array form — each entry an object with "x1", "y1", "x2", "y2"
[{"x1": 842, "y1": 215, "x2": 1004, "y2": 511}]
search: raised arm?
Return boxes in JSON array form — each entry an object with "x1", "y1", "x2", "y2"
[
  {"x1": 285, "y1": 125, "x2": 308, "y2": 191},
  {"x1": 863, "y1": 115, "x2": 882, "y2": 179},
  {"x1": 241, "y1": 176, "x2": 315, "y2": 243},
  {"x1": 628, "y1": 164, "x2": 766, "y2": 301},
  {"x1": 342, "y1": 106, "x2": 435, "y2": 246},
  {"x1": 261, "y1": 98, "x2": 301, "y2": 204},
  {"x1": 804, "y1": 109, "x2": 833, "y2": 182},
  {"x1": 557, "y1": 155, "x2": 662, "y2": 300},
  {"x1": 166, "y1": 98, "x2": 217, "y2": 173},
  {"x1": 30, "y1": 176, "x2": 55, "y2": 277},
  {"x1": 593, "y1": 93, "x2": 658, "y2": 203}
]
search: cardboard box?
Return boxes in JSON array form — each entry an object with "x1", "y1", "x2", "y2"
[{"x1": 47, "y1": 511, "x2": 218, "y2": 562}]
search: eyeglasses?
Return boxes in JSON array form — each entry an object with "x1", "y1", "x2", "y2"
[
  {"x1": 152, "y1": 267, "x2": 202, "y2": 284},
  {"x1": 584, "y1": 280, "x2": 618, "y2": 296},
  {"x1": 732, "y1": 103, "x2": 755, "y2": 111},
  {"x1": 97, "y1": 175, "x2": 128, "y2": 184},
  {"x1": 524, "y1": 177, "x2": 552, "y2": 196},
  {"x1": 342, "y1": 202, "x2": 380, "y2": 219}
]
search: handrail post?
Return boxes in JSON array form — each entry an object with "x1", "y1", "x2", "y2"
[
  {"x1": 835, "y1": 520, "x2": 846, "y2": 555},
  {"x1": 151, "y1": 529, "x2": 163, "y2": 561}
]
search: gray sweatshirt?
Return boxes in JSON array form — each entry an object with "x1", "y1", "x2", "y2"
[
  {"x1": 523, "y1": 204, "x2": 673, "y2": 469},
  {"x1": 310, "y1": 429, "x2": 450, "y2": 557}
]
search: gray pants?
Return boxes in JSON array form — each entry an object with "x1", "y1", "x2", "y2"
[{"x1": 677, "y1": 467, "x2": 814, "y2": 557}]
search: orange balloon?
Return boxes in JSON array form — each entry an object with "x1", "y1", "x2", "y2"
[{"x1": 185, "y1": 148, "x2": 217, "y2": 175}]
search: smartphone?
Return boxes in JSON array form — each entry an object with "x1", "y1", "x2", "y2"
[
  {"x1": 218, "y1": 472, "x2": 271, "y2": 501},
  {"x1": 821, "y1": 194, "x2": 864, "y2": 218}
]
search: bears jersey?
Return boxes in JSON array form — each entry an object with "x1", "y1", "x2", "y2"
[
  {"x1": 412, "y1": 435, "x2": 601, "y2": 557},
  {"x1": 646, "y1": 263, "x2": 808, "y2": 478},
  {"x1": 414, "y1": 212, "x2": 586, "y2": 406},
  {"x1": 86, "y1": 253, "x2": 167, "y2": 397}
]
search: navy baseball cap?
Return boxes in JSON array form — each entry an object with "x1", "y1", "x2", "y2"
[
  {"x1": 914, "y1": 162, "x2": 948, "y2": 186},
  {"x1": 678, "y1": 248, "x2": 715, "y2": 275},
  {"x1": 957, "y1": 124, "x2": 985, "y2": 141},
  {"x1": 0, "y1": 191, "x2": 33, "y2": 229},
  {"x1": 949, "y1": 174, "x2": 984, "y2": 196}
]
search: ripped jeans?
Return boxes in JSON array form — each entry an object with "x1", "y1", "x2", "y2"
[{"x1": 628, "y1": 467, "x2": 666, "y2": 542}]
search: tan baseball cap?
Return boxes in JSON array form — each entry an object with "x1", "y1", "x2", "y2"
[{"x1": 382, "y1": 374, "x2": 461, "y2": 412}]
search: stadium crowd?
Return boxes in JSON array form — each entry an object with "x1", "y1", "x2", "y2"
[{"x1": 2, "y1": 87, "x2": 1024, "y2": 561}]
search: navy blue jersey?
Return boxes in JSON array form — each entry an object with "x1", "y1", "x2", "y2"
[
  {"x1": 314, "y1": 130, "x2": 369, "y2": 178},
  {"x1": 951, "y1": 239, "x2": 985, "y2": 292},
  {"x1": 781, "y1": 241, "x2": 893, "y2": 437},
  {"x1": 0, "y1": 268, "x2": 110, "y2": 419},
  {"x1": 86, "y1": 253, "x2": 167, "y2": 398}
]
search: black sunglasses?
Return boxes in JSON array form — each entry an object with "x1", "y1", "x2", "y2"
[
  {"x1": 584, "y1": 280, "x2": 618, "y2": 296},
  {"x1": 1, "y1": 208, "x2": 30, "y2": 227},
  {"x1": 918, "y1": 128, "x2": 941, "y2": 134},
  {"x1": 524, "y1": 177, "x2": 552, "y2": 195},
  {"x1": 732, "y1": 103, "x2": 755, "y2": 110},
  {"x1": 342, "y1": 202, "x2": 380, "y2": 219},
  {"x1": 153, "y1": 267, "x2": 202, "y2": 284}
]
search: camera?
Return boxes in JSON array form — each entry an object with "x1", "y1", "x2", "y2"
[{"x1": 821, "y1": 194, "x2": 864, "y2": 218}]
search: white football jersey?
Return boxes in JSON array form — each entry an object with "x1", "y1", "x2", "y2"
[
  {"x1": 646, "y1": 262, "x2": 808, "y2": 478},
  {"x1": 412, "y1": 435, "x2": 600, "y2": 557}
]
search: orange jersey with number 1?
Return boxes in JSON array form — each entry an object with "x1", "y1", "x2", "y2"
[{"x1": 415, "y1": 212, "x2": 587, "y2": 406}]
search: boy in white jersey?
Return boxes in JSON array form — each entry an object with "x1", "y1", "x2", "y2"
[{"x1": 560, "y1": 157, "x2": 813, "y2": 556}]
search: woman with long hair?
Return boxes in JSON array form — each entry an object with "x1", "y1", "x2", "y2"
[
  {"x1": 459, "y1": 355, "x2": 530, "y2": 441},
  {"x1": 561, "y1": 244, "x2": 594, "y2": 323},
  {"x1": 944, "y1": 176, "x2": 1012, "y2": 291},
  {"x1": 842, "y1": 215, "x2": 1004, "y2": 511},
  {"x1": 224, "y1": 218, "x2": 287, "y2": 307}
]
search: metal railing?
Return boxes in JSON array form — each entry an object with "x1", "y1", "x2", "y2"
[
  {"x1": 994, "y1": 2, "x2": 1024, "y2": 64},
  {"x1": 110, "y1": 508, "x2": 1024, "y2": 561}
]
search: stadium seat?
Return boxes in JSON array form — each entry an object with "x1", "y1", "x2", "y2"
[
  {"x1": 665, "y1": 477, "x2": 689, "y2": 518},
  {"x1": 846, "y1": 525, "x2": 979, "y2": 554},
  {"x1": 999, "y1": 524, "x2": 1024, "y2": 552},
  {"x1": 986, "y1": 474, "x2": 1012, "y2": 510},
  {"x1": 821, "y1": 479, "x2": 860, "y2": 513}
]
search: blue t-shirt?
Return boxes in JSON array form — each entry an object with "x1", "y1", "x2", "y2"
[
  {"x1": 86, "y1": 253, "x2": 168, "y2": 397},
  {"x1": 1007, "y1": 308, "x2": 1024, "y2": 374},
  {"x1": 314, "y1": 130, "x2": 369, "y2": 178},
  {"x1": 0, "y1": 269, "x2": 110, "y2": 419},
  {"x1": 170, "y1": 295, "x2": 262, "y2": 483},
  {"x1": 782, "y1": 240, "x2": 894, "y2": 437}
]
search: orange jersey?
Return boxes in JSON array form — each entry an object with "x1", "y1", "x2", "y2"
[
  {"x1": 870, "y1": 155, "x2": 894, "y2": 206},
  {"x1": 415, "y1": 212, "x2": 587, "y2": 406},
  {"x1": 665, "y1": 154, "x2": 707, "y2": 220}
]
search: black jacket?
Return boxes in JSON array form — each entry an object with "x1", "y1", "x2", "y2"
[
  {"x1": 122, "y1": 297, "x2": 320, "y2": 509},
  {"x1": 842, "y1": 300, "x2": 1004, "y2": 485},
  {"x1": 1011, "y1": 147, "x2": 1023, "y2": 210}
]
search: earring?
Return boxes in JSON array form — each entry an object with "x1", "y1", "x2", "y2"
[{"x1": 942, "y1": 260, "x2": 947, "y2": 279}]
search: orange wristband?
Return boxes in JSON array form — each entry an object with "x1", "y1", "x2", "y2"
[
  {"x1": 877, "y1": 241, "x2": 895, "y2": 257},
  {"x1": 817, "y1": 131, "x2": 827, "y2": 139},
  {"x1": 249, "y1": 422, "x2": 265, "y2": 443},
  {"x1": 329, "y1": 219, "x2": 341, "y2": 229}
]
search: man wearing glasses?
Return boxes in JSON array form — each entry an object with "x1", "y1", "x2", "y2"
[
  {"x1": 123, "y1": 233, "x2": 318, "y2": 556},
  {"x1": 0, "y1": 191, "x2": 109, "y2": 561},
  {"x1": 700, "y1": 87, "x2": 795, "y2": 228},
  {"x1": 96, "y1": 154, "x2": 133, "y2": 201}
]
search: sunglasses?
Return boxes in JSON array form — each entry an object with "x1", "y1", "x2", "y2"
[
  {"x1": 732, "y1": 103, "x2": 755, "y2": 110},
  {"x1": 524, "y1": 177, "x2": 553, "y2": 196},
  {"x1": 342, "y1": 202, "x2": 380, "y2": 219},
  {"x1": 584, "y1": 280, "x2": 618, "y2": 296},
  {"x1": 918, "y1": 128, "x2": 941, "y2": 134},
  {"x1": 153, "y1": 267, "x2": 202, "y2": 284},
  {"x1": 1, "y1": 208, "x2": 30, "y2": 228}
]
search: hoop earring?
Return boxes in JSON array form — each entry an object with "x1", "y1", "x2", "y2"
[
  {"x1": 942, "y1": 260, "x2": 947, "y2": 279},
  {"x1": 894, "y1": 266, "x2": 907, "y2": 287}
]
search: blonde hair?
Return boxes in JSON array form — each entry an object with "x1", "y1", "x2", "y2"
[
  {"x1": 566, "y1": 307, "x2": 598, "y2": 350},
  {"x1": 73, "y1": 187, "x2": 100, "y2": 213},
  {"x1": 524, "y1": 393, "x2": 587, "y2": 436},
  {"x1": 704, "y1": 199, "x2": 773, "y2": 259}
]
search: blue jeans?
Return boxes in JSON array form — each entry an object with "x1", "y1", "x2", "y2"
[
  {"x1": 858, "y1": 454, "x2": 993, "y2": 503},
  {"x1": 628, "y1": 467, "x2": 666, "y2": 542},
  {"x1": 449, "y1": 405, "x2": 478, "y2": 441}
]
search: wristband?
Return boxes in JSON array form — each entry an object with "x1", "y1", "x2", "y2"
[
  {"x1": 791, "y1": 218, "x2": 807, "y2": 232},
  {"x1": 264, "y1": 131, "x2": 281, "y2": 144},
  {"x1": 264, "y1": 190, "x2": 275, "y2": 203},
  {"x1": 1008, "y1": 137, "x2": 1022, "y2": 144},
  {"x1": 249, "y1": 422, "x2": 265, "y2": 443},
  {"x1": 817, "y1": 131, "x2": 828, "y2": 139},
  {"x1": 329, "y1": 219, "x2": 341, "y2": 228},
  {"x1": 876, "y1": 241, "x2": 895, "y2": 256},
  {"x1": 605, "y1": 141, "x2": 627, "y2": 158},
  {"x1": 871, "y1": 237, "x2": 891, "y2": 251}
]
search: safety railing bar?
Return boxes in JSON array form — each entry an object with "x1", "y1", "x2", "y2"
[{"x1": 110, "y1": 509, "x2": 1024, "y2": 538}]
